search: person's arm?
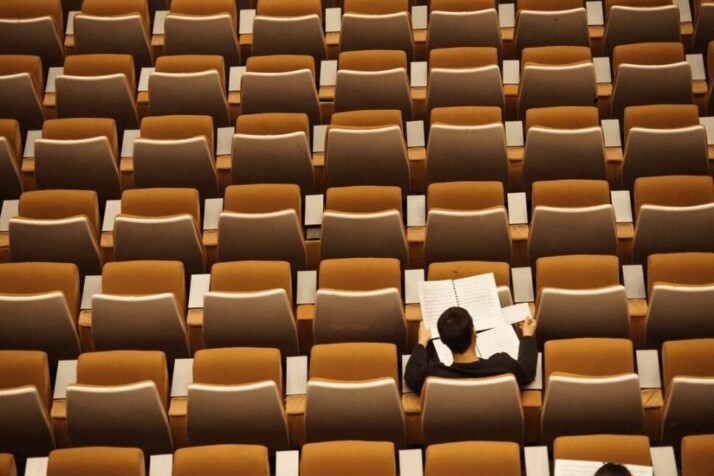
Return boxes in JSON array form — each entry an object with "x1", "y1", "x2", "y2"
[
  {"x1": 512, "y1": 317, "x2": 538, "y2": 384},
  {"x1": 404, "y1": 322, "x2": 432, "y2": 394}
]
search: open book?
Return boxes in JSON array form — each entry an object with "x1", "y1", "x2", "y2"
[
  {"x1": 417, "y1": 273, "x2": 531, "y2": 335},
  {"x1": 433, "y1": 325, "x2": 521, "y2": 365},
  {"x1": 554, "y1": 460, "x2": 653, "y2": 476}
]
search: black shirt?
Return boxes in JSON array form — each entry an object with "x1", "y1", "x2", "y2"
[{"x1": 404, "y1": 336, "x2": 538, "y2": 394}]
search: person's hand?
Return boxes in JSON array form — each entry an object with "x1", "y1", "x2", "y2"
[
  {"x1": 418, "y1": 321, "x2": 432, "y2": 346},
  {"x1": 520, "y1": 317, "x2": 537, "y2": 337}
]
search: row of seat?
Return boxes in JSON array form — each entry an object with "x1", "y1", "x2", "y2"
[{"x1": 1, "y1": 337, "x2": 712, "y2": 458}]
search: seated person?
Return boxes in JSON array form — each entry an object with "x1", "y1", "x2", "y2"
[{"x1": 405, "y1": 306, "x2": 537, "y2": 393}]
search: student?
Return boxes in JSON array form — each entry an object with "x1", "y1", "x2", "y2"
[
  {"x1": 404, "y1": 306, "x2": 538, "y2": 393},
  {"x1": 594, "y1": 463, "x2": 632, "y2": 476}
]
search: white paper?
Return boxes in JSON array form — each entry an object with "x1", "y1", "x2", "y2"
[
  {"x1": 454, "y1": 274, "x2": 503, "y2": 331},
  {"x1": 406, "y1": 195, "x2": 426, "y2": 227},
  {"x1": 399, "y1": 449, "x2": 424, "y2": 476},
  {"x1": 498, "y1": 3, "x2": 515, "y2": 28},
  {"x1": 324, "y1": 8, "x2": 342, "y2": 33},
  {"x1": 502, "y1": 60, "x2": 520, "y2": 85},
  {"x1": 432, "y1": 338, "x2": 453, "y2": 365},
  {"x1": 319, "y1": 60, "x2": 337, "y2": 87},
  {"x1": 229, "y1": 66, "x2": 246, "y2": 92},
  {"x1": 686, "y1": 54, "x2": 706, "y2": 81},
  {"x1": 554, "y1": 460, "x2": 652, "y2": 476},
  {"x1": 411, "y1": 5, "x2": 428, "y2": 29},
  {"x1": 500, "y1": 302, "x2": 531, "y2": 325},
  {"x1": 476, "y1": 325, "x2": 520, "y2": 359},
  {"x1": 417, "y1": 280, "x2": 459, "y2": 335},
  {"x1": 410, "y1": 62, "x2": 427, "y2": 88},
  {"x1": 505, "y1": 121, "x2": 524, "y2": 147},
  {"x1": 216, "y1": 127, "x2": 234, "y2": 156},
  {"x1": 674, "y1": 0, "x2": 692, "y2": 23},
  {"x1": 406, "y1": 120, "x2": 425, "y2": 148}
]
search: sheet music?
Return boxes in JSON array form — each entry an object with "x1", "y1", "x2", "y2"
[
  {"x1": 501, "y1": 302, "x2": 531, "y2": 325},
  {"x1": 454, "y1": 274, "x2": 503, "y2": 331},
  {"x1": 417, "y1": 280, "x2": 458, "y2": 335},
  {"x1": 475, "y1": 325, "x2": 520, "y2": 359},
  {"x1": 554, "y1": 460, "x2": 653, "y2": 476},
  {"x1": 432, "y1": 338, "x2": 453, "y2": 365}
]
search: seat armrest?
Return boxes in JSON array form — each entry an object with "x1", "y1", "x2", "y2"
[
  {"x1": 407, "y1": 195, "x2": 426, "y2": 227},
  {"x1": 399, "y1": 449, "x2": 424, "y2": 476},
  {"x1": 637, "y1": 350, "x2": 662, "y2": 389},
  {"x1": 502, "y1": 60, "x2": 520, "y2": 85},
  {"x1": 622, "y1": 265, "x2": 646, "y2": 300},
  {"x1": 312, "y1": 125, "x2": 327, "y2": 153},
  {"x1": 296, "y1": 270, "x2": 317, "y2": 305},
  {"x1": 276, "y1": 451, "x2": 300, "y2": 476},
  {"x1": 410, "y1": 62, "x2": 427, "y2": 88},
  {"x1": 203, "y1": 198, "x2": 224, "y2": 231},
  {"x1": 523, "y1": 353, "x2": 543, "y2": 390},
  {"x1": 24, "y1": 130, "x2": 42, "y2": 158},
  {"x1": 319, "y1": 60, "x2": 337, "y2": 87},
  {"x1": 80, "y1": 275, "x2": 102, "y2": 310},
  {"x1": 53, "y1": 360, "x2": 78, "y2": 400},
  {"x1": 286, "y1": 356, "x2": 308, "y2": 396},
  {"x1": 511, "y1": 267, "x2": 534, "y2": 303},
  {"x1": 45, "y1": 68, "x2": 64, "y2": 94},
  {"x1": 170, "y1": 358, "x2": 194, "y2": 398},
  {"x1": 406, "y1": 121, "x2": 425, "y2": 148},
  {"x1": 611, "y1": 190, "x2": 633, "y2": 224},
  {"x1": 66, "y1": 11, "x2": 80, "y2": 35},
  {"x1": 601, "y1": 119, "x2": 621, "y2": 148},
  {"x1": 101, "y1": 200, "x2": 122, "y2": 232},
  {"x1": 507, "y1": 193, "x2": 528, "y2": 225},
  {"x1": 674, "y1": 0, "x2": 692, "y2": 22},
  {"x1": 325, "y1": 8, "x2": 342, "y2": 32},
  {"x1": 404, "y1": 269, "x2": 425, "y2": 305},
  {"x1": 304, "y1": 195, "x2": 323, "y2": 227},
  {"x1": 586, "y1": 1, "x2": 604, "y2": 25},
  {"x1": 525, "y1": 446, "x2": 550, "y2": 476},
  {"x1": 24, "y1": 457, "x2": 49, "y2": 476},
  {"x1": 499, "y1": 3, "x2": 515, "y2": 27},
  {"x1": 0, "y1": 199, "x2": 19, "y2": 232},
  {"x1": 229, "y1": 66, "x2": 246, "y2": 92},
  {"x1": 152, "y1": 11, "x2": 169, "y2": 35},
  {"x1": 239, "y1": 9, "x2": 256, "y2": 34},
  {"x1": 149, "y1": 454, "x2": 173, "y2": 476},
  {"x1": 411, "y1": 6, "x2": 428, "y2": 29},
  {"x1": 505, "y1": 121, "x2": 524, "y2": 147},
  {"x1": 188, "y1": 274, "x2": 211, "y2": 309}
]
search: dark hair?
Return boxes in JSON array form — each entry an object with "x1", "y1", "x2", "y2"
[
  {"x1": 437, "y1": 307, "x2": 474, "y2": 355},
  {"x1": 594, "y1": 463, "x2": 632, "y2": 476}
]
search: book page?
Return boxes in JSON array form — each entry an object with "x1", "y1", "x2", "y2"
[
  {"x1": 501, "y1": 302, "x2": 532, "y2": 325},
  {"x1": 417, "y1": 279, "x2": 458, "y2": 336},
  {"x1": 554, "y1": 460, "x2": 653, "y2": 476},
  {"x1": 432, "y1": 338, "x2": 453, "y2": 365},
  {"x1": 475, "y1": 325, "x2": 520, "y2": 359},
  {"x1": 453, "y1": 274, "x2": 504, "y2": 331}
]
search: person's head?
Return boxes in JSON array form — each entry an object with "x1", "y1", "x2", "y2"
[
  {"x1": 594, "y1": 463, "x2": 632, "y2": 476},
  {"x1": 437, "y1": 307, "x2": 475, "y2": 355}
]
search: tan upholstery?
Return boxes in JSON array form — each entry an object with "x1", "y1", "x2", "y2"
[
  {"x1": 614, "y1": 42, "x2": 685, "y2": 73},
  {"x1": 536, "y1": 254, "x2": 620, "y2": 298},
  {"x1": 81, "y1": 0, "x2": 150, "y2": 32},
  {"x1": 662, "y1": 339, "x2": 714, "y2": 400},
  {"x1": 325, "y1": 185, "x2": 402, "y2": 214},
  {"x1": 300, "y1": 441, "x2": 396, "y2": 476},
  {"x1": 246, "y1": 54, "x2": 315, "y2": 76},
  {"x1": 319, "y1": 258, "x2": 402, "y2": 293},
  {"x1": 0, "y1": 262, "x2": 80, "y2": 318},
  {"x1": 224, "y1": 183, "x2": 301, "y2": 218},
  {"x1": 426, "y1": 9, "x2": 501, "y2": 56},
  {"x1": 339, "y1": 50, "x2": 407, "y2": 71},
  {"x1": 0, "y1": 54, "x2": 44, "y2": 97},
  {"x1": 682, "y1": 434, "x2": 714, "y2": 476},
  {"x1": 42, "y1": 118, "x2": 118, "y2": 159},
  {"x1": 63, "y1": 53, "x2": 136, "y2": 94},
  {"x1": 170, "y1": 0, "x2": 237, "y2": 24},
  {"x1": 431, "y1": 0, "x2": 496, "y2": 10},
  {"x1": 193, "y1": 347, "x2": 283, "y2": 395},
  {"x1": 648, "y1": 252, "x2": 714, "y2": 297},
  {"x1": 426, "y1": 65, "x2": 504, "y2": 120},
  {"x1": 47, "y1": 447, "x2": 145, "y2": 476},
  {"x1": 0, "y1": 13, "x2": 64, "y2": 68},
  {"x1": 257, "y1": 0, "x2": 322, "y2": 17},
  {"x1": 211, "y1": 261, "x2": 293, "y2": 301},
  {"x1": 514, "y1": 9, "x2": 590, "y2": 56},
  {"x1": 531, "y1": 179, "x2": 610, "y2": 211},
  {"x1": 0, "y1": 0, "x2": 63, "y2": 33},
  {"x1": 634, "y1": 176, "x2": 714, "y2": 219},
  {"x1": 344, "y1": 0, "x2": 407, "y2": 14},
  {"x1": 173, "y1": 445, "x2": 269, "y2": 476},
  {"x1": 334, "y1": 63, "x2": 412, "y2": 121},
  {"x1": 236, "y1": 112, "x2": 310, "y2": 136},
  {"x1": 309, "y1": 343, "x2": 398, "y2": 382},
  {"x1": 121, "y1": 188, "x2": 200, "y2": 230},
  {"x1": 0, "y1": 350, "x2": 50, "y2": 410},
  {"x1": 331, "y1": 109, "x2": 403, "y2": 129},
  {"x1": 18, "y1": 189, "x2": 100, "y2": 238},
  {"x1": 521, "y1": 45, "x2": 591, "y2": 66},
  {"x1": 425, "y1": 441, "x2": 521, "y2": 476},
  {"x1": 155, "y1": 54, "x2": 226, "y2": 88},
  {"x1": 544, "y1": 338, "x2": 634, "y2": 384},
  {"x1": 102, "y1": 260, "x2": 186, "y2": 312},
  {"x1": 554, "y1": 434, "x2": 652, "y2": 466},
  {"x1": 604, "y1": 5, "x2": 681, "y2": 57},
  {"x1": 430, "y1": 106, "x2": 502, "y2": 126},
  {"x1": 428, "y1": 181, "x2": 504, "y2": 211},
  {"x1": 623, "y1": 104, "x2": 700, "y2": 145},
  {"x1": 519, "y1": 0, "x2": 583, "y2": 10},
  {"x1": 428, "y1": 261, "x2": 510, "y2": 287},
  {"x1": 518, "y1": 62, "x2": 596, "y2": 119},
  {"x1": 430, "y1": 47, "x2": 498, "y2": 69},
  {"x1": 141, "y1": 115, "x2": 214, "y2": 156},
  {"x1": 0, "y1": 454, "x2": 15, "y2": 476},
  {"x1": 525, "y1": 106, "x2": 599, "y2": 133}
]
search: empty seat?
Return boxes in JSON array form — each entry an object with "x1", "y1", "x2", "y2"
[
  {"x1": 114, "y1": 188, "x2": 206, "y2": 274},
  {"x1": 35, "y1": 118, "x2": 122, "y2": 203},
  {"x1": 424, "y1": 181, "x2": 511, "y2": 266},
  {"x1": 554, "y1": 434, "x2": 652, "y2": 467},
  {"x1": 0, "y1": 119, "x2": 23, "y2": 202},
  {"x1": 603, "y1": 3, "x2": 681, "y2": 57},
  {"x1": 661, "y1": 339, "x2": 714, "y2": 446},
  {"x1": 326, "y1": 109, "x2": 410, "y2": 192},
  {"x1": 528, "y1": 180, "x2": 617, "y2": 268},
  {"x1": 682, "y1": 434, "x2": 714, "y2": 476},
  {"x1": 0, "y1": 0, "x2": 64, "y2": 68},
  {"x1": 74, "y1": 0, "x2": 153, "y2": 68},
  {"x1": 56, "y1": 54, "x2": 139, "y2": 133},
  {"x1": 149, "y1": 55, "x2": 230, "y2": 128},
  {"x1": 165, "y1": 0, "x2": 240, "y2": 66},
  {"x1": 204, "y1": 260, "x2": 299, "y2": 356},
  {"x1": 66, "y1": 350, "x2": 173, "y2": 455},
  {"x1": 134, "y1": 115, "x2": 219, "y2": 199},
  {"x1": 422, "y1": 375, "x2": 524, "y2": 446},
  {"x1": 0, "y1": 55, "x2": 45, "y2": 133},
  {"x1": 320, "y1": 186, "x2": 408, "y2": 268},
  {"x1": 0, "y1": 350, "x2": 55, "y2": 460},
  {"x1": 46, "y1": 447, "x2": 145, "y2": 476},
  {"x1": 233, "y1": 113, "x2": 315, "y2": 194},
  {"x1": 173, "y1": 444, "x2": 270, "y2": 476},
  {"x1": 334, "y1": 50, "x2": 412, "y2": 120},
  {"x1": 425, "y1": 441, "x2": 521, "y2": 476},
  {"x1": 241, "y1": 55, "x2": 321, "y2": 128},
  {"x1": 186, "y1": 347, "x2": 290, "y2": 451},
  {"x1": 340, "y1": 0, "x2": 414, "y2": 60},
  {"x1": 0, "y1": 454, "x2": 15, "y2": 476},
  {"x1": 426, "y1": 0, "x2": 501, "y2": 56},
  {"x1": 514, "y1": 7, "x2": 590, "y2": 57},
  {"x1": 300, "y1": 441, "x2": 396, "y2": 476},
  {"x1": 9, "y1": 190, "x2": 102, "y2": 276},
  {"x1": 92, "y1": 260, "x2": 190, "y2": 361},
  {"x1": 217, "y1": 184, "x2": 307, "y2": 276},
  {"x1": 0, "y1": 262, "x2": 81, "y2": 364}
]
